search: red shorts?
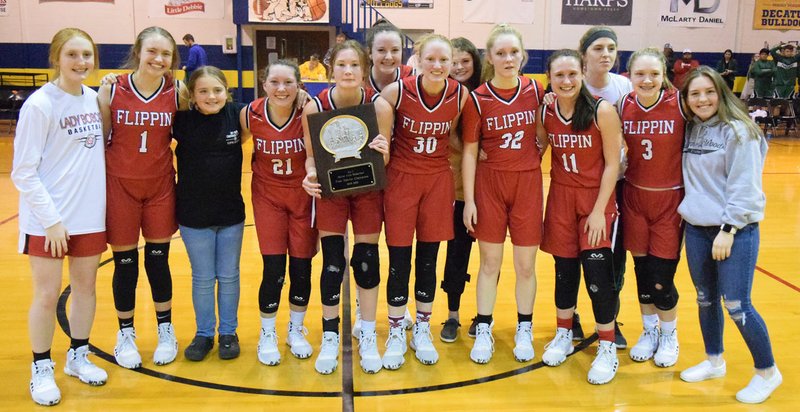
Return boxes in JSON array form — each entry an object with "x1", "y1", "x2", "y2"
[
  {"x1": 24, "y1": 232, "x2": 107, "y2": 258},
  {"x1": 252, "y1": 180, "x2": 318, "y2": 258},
  {"x1": 472, "y1": 167, "x2": 543, "y2": 246},
  {"x1": 384, "y1": 168, "x2": 454, "y2": 246},
  {"x1": 314, "y1": 190, "x2": 383, "y2": 235},
  {"x1": 541, "y1": 182, "x2": 618, "y2": 258},
  {"x1": 106, "y1": 174, "x2": 177, "y2": 245},
  {"x1": 622, "y1": 183, "x2": 684, "y2": 259}
]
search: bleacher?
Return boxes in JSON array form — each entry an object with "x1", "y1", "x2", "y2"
[{"x1": 0, "y1": 72, "x2": 49, "y2": 134}]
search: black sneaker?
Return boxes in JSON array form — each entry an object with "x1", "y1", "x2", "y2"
[
  {"x1": 219, "y1": 334, "x2": 240, "y2": 360},
  {"x1": 467, "y1": 317, "x2": 478, "y2": 338},
  {"x1": 439, "y1": 318, "x2": 461, "y2": 343},
  {"x1": 614, "y1": 322, "x2": 627, "y2": 349},
  {"x1": 184, "y1": 336, "x2": 214, "y2": 361},
  {"x1": 572, "y1": 312, "x2": 585, "y2": 341}
]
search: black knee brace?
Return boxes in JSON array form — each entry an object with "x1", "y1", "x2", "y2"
[
  {"x1": 144, "y1": 242, "x2": 172, "y2": 303},
  {"x1": 351, "y1": 243, "x2": 380, "y2": 289},
  {"x1": 441, "y1": 232, "x2": 473, "y2": 296},
  {"x1": 320, "y1": 236, "x2": 346, "y2": 306},
  {"x1": 554, "y1": 256, "x2": 581, "y2": 310},
  {"x1": 288, "y1": 256, "x2": 312, "y2": 307},
  {"x1": 580, "y1": 248, "x2": 616, "y2": 324},
  {"x1": 633, "y1": 255, "x2": 654, "y2": 305},
  {"x1": 387, "y1": 245, "x2": 412, "y2": 307},
  {"x1": 259, "y1": 254, "x2": 286, "y2": 314},
  {"x1": 112, "y1": 249, "x2": 139, "y2": 312},
  {"x1": 649, "y1": 256, "x2": 680, "y2": 311},
  {"x1": 612, "y1": 181, "x2": 626, "y2": 292},
  {"x1": 414, "y1": 241, "x2": 440, "y2": 304}
]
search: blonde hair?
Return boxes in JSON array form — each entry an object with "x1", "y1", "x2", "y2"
[
  {"x1": 182, "y1": 66, "x2": 231, "y2": 104},
  {"x1": 49, "y1": 28, "x2": 99, "y2": 80},
  {"x1": 416, "y1": 33, "x2": 452, "y2": 57},
  {"x1": 684, "y1": 66, "x2": 762, "y2": 141},
  {"x1": 482, "y1": 24, "x2": 527, "y2": 83},
  {"x1": 123, "y1": 26, "x2": 180, "y2": 70},
  {"x1": 627, "y1": 47, "x2": 675, "y2": 91}
]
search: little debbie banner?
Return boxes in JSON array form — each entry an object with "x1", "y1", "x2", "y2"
[{"x1": 754, "y1": 0, "x2": 800, "y2": 30}]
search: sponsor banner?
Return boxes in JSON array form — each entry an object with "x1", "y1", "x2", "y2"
[
  {"x1": 148, "y1": 0, "x2": 223, "y2": 18},
  {"x1": 39, "y1": 0, "x2": 113, "y2": 2},
  {"x1": 363, "y1": 0, "x2": 433, "y2": 8},
  {"x1": 463, "y1": 0, "x2": 535, "y2": 24},
  {"x1": 754, "y1": 0, "x2": 800, "y2": 30},
  {"x1": 249, "y1": 0, "x2": 330, "y2": 23},
  {"x1": 658, "y1": 0, "x2": 727, "y2": 28},
  {"x1": 0, "y1": 0, "x2": 7, "y2": 16},
  {"x1": 561, "y1": 0, "x2": 632, "y2": 26}
]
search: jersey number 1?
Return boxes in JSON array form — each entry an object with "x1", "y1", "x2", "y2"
[{"x1": 139, "y1": 131, "x2": 148, "y2": 153}]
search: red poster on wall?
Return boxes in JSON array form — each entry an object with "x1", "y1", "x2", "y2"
[{"x1": 39, "y1": 1, "x2": 114, "y2": 2}]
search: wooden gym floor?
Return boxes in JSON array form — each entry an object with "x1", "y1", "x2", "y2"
[{"x1": 0, "y1": 125, "x2": 797, "y2": 411}]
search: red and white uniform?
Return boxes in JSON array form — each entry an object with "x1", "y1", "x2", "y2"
[
  {"x1": 366, "y1": 64, "x2": 415, "y2": 95},
  {"x1": 619, "y1": 88, "x2": 687, "y2": 258},
  {"x1": 249, "y1": 97, "x2": 317, "y2": 258},
  {"x1": 384, "y1": 75, "x2": 463, "y2": 246}
]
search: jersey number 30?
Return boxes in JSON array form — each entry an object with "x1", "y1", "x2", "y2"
[{"x1": 413, "y1": 137, "x2": 437, "y2": 154}]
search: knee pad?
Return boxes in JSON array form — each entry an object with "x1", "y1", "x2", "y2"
[
  {"x1": 580, "y1": 248, "x2": 616, "y2": 324},
  {"x1": 633, "y1": 255, "x2": 654, "y2": 305},
  {"x1": 414, "y1": 241, "x2": 440, "y2": 304},
  {"x1": 441, "y1": 238, "x2": 472, "y2": 296},
  {"x1": 649, "y1": 256, "x2": 680, "y2": 311},
  {"x1": 320, "y1": 236, "x2": 346, "y2": 306},
  {"x1": 554, "y1": 256, "x2": 581, "y2": 310},
  {"x1": 259, "y1": 254, "x2": 286, "y2": 314},
  {"x1": 144, "y1": 242, "x2": 172, "y2": 303},
  {"x1": 288, "y1": 256, "x2": 312, "y2": 307},
  {"x1": 351, "y1": 243, "x2": 380, "y2": 289},
  {"x1": 386, "y1": 246, "x2": 412, "y2": 307},
  {"x1": 112, "y1": 249, "x2": 139, "y2": 312}
]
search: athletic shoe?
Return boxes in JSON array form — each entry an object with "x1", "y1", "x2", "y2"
[
  {"x1": 680, "y1": 360, "x2": 726, "y2": 383},
  {"x1": 358, "y1": 330, "x2": 382, "y2": 374},
  {"x1": 184, "y1": 336, "x2": 214, "y2": 361},
  {"x1": 572, "y1": 312, "x2": 585, "y2": 341},
  {"x1": 153, "y1": 322, "x2": 178, "y2": 366},
  {"x1": 219, "y1": 334, "x2": 240, "y2": 360},
  {"x1": 382, "y1": 326, "x2": 407, "y2": 370},
  {"x1": 114, "y1": 327, "x2": 142, "y2": 369},
  {"x1": 629, "y1": 327, "x2": 659, "y2": 362},
  {"x1": 736, "y1": 368, "x2": 783, "y2": 404},
  {"x1": 351, "y1": 306, "x2": 362, "y2": 338},
  {"x1": 403, "y1": 308, "x2": 413, "y2": 330},
  {"x1": 513, "y1": 322, "x2": 535, "y2": 362},
  {"x1": 30, "y1": 360, "x2": 60, "y2": 406},
  {"x1": 439, "y1": 318, "x2": 460, "y2": 343},
  {"x1": 410, "y1": 322, "x2": 439, "y2": 365},
  {"x1": 542, "y1": 328, "x2": 574, "y2": 367},
  {"x1": 469, "y1": 322, "x2": 494, "y2": 364},
  {"x1": 286, "y1": 322, "x2": 313, "y2": 359},
  {"x1": 587, "y1": 340, "x2": 619, "y2": 385},
  {"x1": 654, "y1": 328, "x2": 679, "y2": 367},
  {"x1": 467, "y1": 317, "x2": 478, "y2": 338},
  {"x1": 257, "y1": 328, "x2": 281, "y2": 366},
  {"x1": 614, "y1": 322, "x2": 627, "y2": 349},
  {"x1": 64, "y1": 346, "x2": 107, "y2": 386},
  {"x1": 315, "y1": 331, "x2": 340, "y2": 375}
]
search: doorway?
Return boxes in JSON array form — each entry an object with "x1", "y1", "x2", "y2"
[{"x1": 254, "y1": 28, "x2": 331, "y2": 97}]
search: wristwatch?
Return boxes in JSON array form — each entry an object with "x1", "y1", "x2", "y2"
[{"x1": 720, "y1": 224, "x2": 738, "y2": 235}]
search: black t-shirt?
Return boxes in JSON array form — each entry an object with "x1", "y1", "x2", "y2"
[{"x1": 173, "y1": 102, "x2": 246, "y2": 228}]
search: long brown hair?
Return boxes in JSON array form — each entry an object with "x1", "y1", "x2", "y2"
[
  {"x1": 123, "y1": 26, "x2": 180, "y2": 70},
  {"x1": 546, "y1": 49, "x2": 597, "y2": 132}
]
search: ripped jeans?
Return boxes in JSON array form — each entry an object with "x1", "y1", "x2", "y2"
[{"x1": 685, "y1": 223, "x2": 775, "y2": 369}]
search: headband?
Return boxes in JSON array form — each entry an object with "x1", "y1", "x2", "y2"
[{"x1": 580, "y1": 29, "x2": 617, "y2": 53}]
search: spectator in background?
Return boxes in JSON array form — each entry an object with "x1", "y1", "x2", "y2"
[
  {"x1": 673, "y1": 49, "x2": 700, "y2": 90},
  {"x1": 751, "y1": 48, "x2": 775, "y2": 99},
  {"x1": 323, "y1": 32, "x2": 347, "y2": 68},
  {"x1": 716, "y1": 49, "x2": 738, "y2": 90},
  {"x1": 182, "y1": 34, "x2": 208, "y2": 82},
  {"x1": 299, "y1": 54, "x2": 327, "y2": 81},
  {"x1": 769, "y1": 43, "x2": 798, "y2": 98},
  {"x1": 664, "y1": 43, "x2": 676, "y2": 83}
]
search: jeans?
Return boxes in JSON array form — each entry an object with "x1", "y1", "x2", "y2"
[
  {"x1": 684, "y1": 223, "x2": 775, "y2": 369},
  {"x1": 180, "y1": 222, "x2": 244, "y2": 337}
]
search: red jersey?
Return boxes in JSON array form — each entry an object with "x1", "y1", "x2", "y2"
[
  {"x1": 312, "y1": 86, "x2": 378, "y2": 112},
  {"x1": 106, "y1": 73, "x2": 178, "y2": 179},
  {"x1": 462, "y1": 76, "x2": 544, "y2": 171},
  {"x1": 542, "y1": 98, "x2": 606, "y2": 188},
  {"x1": 619, "y1": 88, "x2": 686, "y2": 189},
  {"x1": 248, "y1": 97, "x2": 306, "y2": 187},
  {"x1": 390, "y1": 75, "x2": 462, "y2": 174},
  {"x1": 366, "y1": 65, "x2": 415, "y2": 95}
]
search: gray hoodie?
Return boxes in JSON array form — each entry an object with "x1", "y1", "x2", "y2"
[{"x1": 678, "y1": 116, "x2": 768, "y2": 228}]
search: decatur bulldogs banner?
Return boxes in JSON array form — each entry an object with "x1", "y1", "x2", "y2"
[
  {"x1": 148, "y1": 0, "x2": 224, "y2": 18},
  {"x1": 754, "y1": 0, "x2": 800, "y2": 30},
  {"x1": 658, "y1": 0, "x2": 727, "y2": 28},
  {"x1": 363, "y1": 0, "x2": 434, "y2": 8},
  {"x1": 561, "y1": 0, "x2": 632, "y2": 26},
  {"x1": 249, "y1": 0, "x2": 330, "y2": 23}
]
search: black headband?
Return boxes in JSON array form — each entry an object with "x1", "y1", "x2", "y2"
[{"x1": 580, "y1": 30, "x2": 617, "y2": 53}]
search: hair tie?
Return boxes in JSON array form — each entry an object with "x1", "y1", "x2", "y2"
[{"x1": 580, "y1": 30, "x2": 617, "y2": 54}]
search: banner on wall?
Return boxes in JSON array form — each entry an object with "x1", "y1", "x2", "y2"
[
  {"x1": 561, "y1": 0, "x2": 632, "y2": 26},
  {"x1": 148, "y1": 0, "x2": 223, "y2": 18},
  {"x1": 362, "y1": 0, "x2": 433, "y2": 8},
  {"x1": 658, "y1": 0, "x2": 727, "y2": 28},
  {"x1": 39, "y1": 0, "x2": 113, "y2": 2},
  {"x1": 463, "y1": 0, "x2": 535, "y2": 24},
  {"x1": 754, "y1": 0, "x2": 800, "y2": 30},
  {"x1": 249, "y1": 0, "x2": 330, "y2": 23},
  {"x1": 0, "y1": 0, "x2": 7, "y2": 17}
]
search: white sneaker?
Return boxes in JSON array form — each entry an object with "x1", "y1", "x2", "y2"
[
  {"x1": 153, "y1": 322, "x2": 178, "y2": 366},
  {"x1": 410, "y1": 322, "x2": 439, "y2": 365},
  {"x1": 469, "y1": 323, "x2": 494, "y2": 364},
  {"x1": 30, "y1": 360, "x2": 60, "y2": 406},
  {"x1": 654, "y1": 328, "x2": 679, "y2": 367},
  {"x1": 286, "y1": 322, "x2": 313, "y2": 359},
  {"x1": 629, "y1": 327, "x2": 659, "y2": 362},
  {"x1": 315, "y1": 331, "x2": 340, "y2": 375},
  {"x1": 352, "y1": 306, "x2": 362, "y2": 338},
  {"x1": 588, "y1": 340, "x2": 619, "y2": 385},
  {"x1": 680, "y1": 360, "x2": 726, "y2": 383},
  {"x1": 403, "y1": 308, "x2": 413, "y2": 330},
  {"x1": 358, "y1": 330, "x2": 382, "y2": 373},
  {"x1": 114, "y1": 327, "x2": 142, "y2": 369},
  {"x1": 736, "y1": 368, "x2": 783, "y2": 404},
  {"x1": 513, "y1": 322, "x2": 535, "y2": 362},
  {"x1": 64, "y1": 346, "x2": 107, "y2": 386},
  {"x1": 257, "y1": 328, "x2": 281, "y2": 366},
  {"x1": 382, "y1": 326, "x2": 407, "y2": 370},
  {"x1": 542, "y1": 328, "x2": 574, "y2": 367}
]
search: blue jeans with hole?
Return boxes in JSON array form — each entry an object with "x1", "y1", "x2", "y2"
[
  {"x1": 180, "y1": 222, "x2": 244, "y2": 337},
  {"x1": 684, "y1": 223, "x2": 775, "y2": 369}
]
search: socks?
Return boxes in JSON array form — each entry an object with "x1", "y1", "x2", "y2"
[
  {"x1": 388, "y1": 315, "x2": 404, "y2": 328},
  {"x1": 156, "y1": 309, "x2": 172, "y2": 325},
  {"x1": 289, "y1": 310, "x2": 306, "y2": 327},
  {"x1": 660, "y1": 318, "x2": 677, "y2": 334},
  {"x1": 261, "y1": 316, "x2": 277, "y2": 331},
  {"x1": 118, "y1": 317, "x2": 134, "y2": 330},
  {"x1": 33, "y1": 350, "x2": 51, "y2": 363},
  {"x1": 475, "y1": 314, "x2": 493, "y2": 325},
  {"x1": 598, "y1": 328, "x2": 615, "y2": 343},
  {"x1": 518, "y1": 313, "x2": 533, "y2": 323},
  {"x1": 361, "y1": 320, "x2": 376, "y2": 335},
  {"x1": 643, "y1": 313, "x2": 659, "y2": 330},
  {"x1": 322, "y1": 316, "x2": 340, "y2": 333},
  {"x1": 557, "y1": 316, "x2": 573, "y2": 330},
  {"x1": 416, "y1": 310, "x2": 432, "y2": 323},
  {"x1": 70, "y1": 338, "x2": 89, "y2": 350}
]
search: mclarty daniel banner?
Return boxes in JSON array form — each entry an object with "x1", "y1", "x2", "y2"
[{"x1": 658, "y1": 0, "x2": 727, "y2": 28}]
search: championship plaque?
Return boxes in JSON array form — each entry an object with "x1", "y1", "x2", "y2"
[{"x1": 307, "y1": 103, "x2": 387, "y2": 198}]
